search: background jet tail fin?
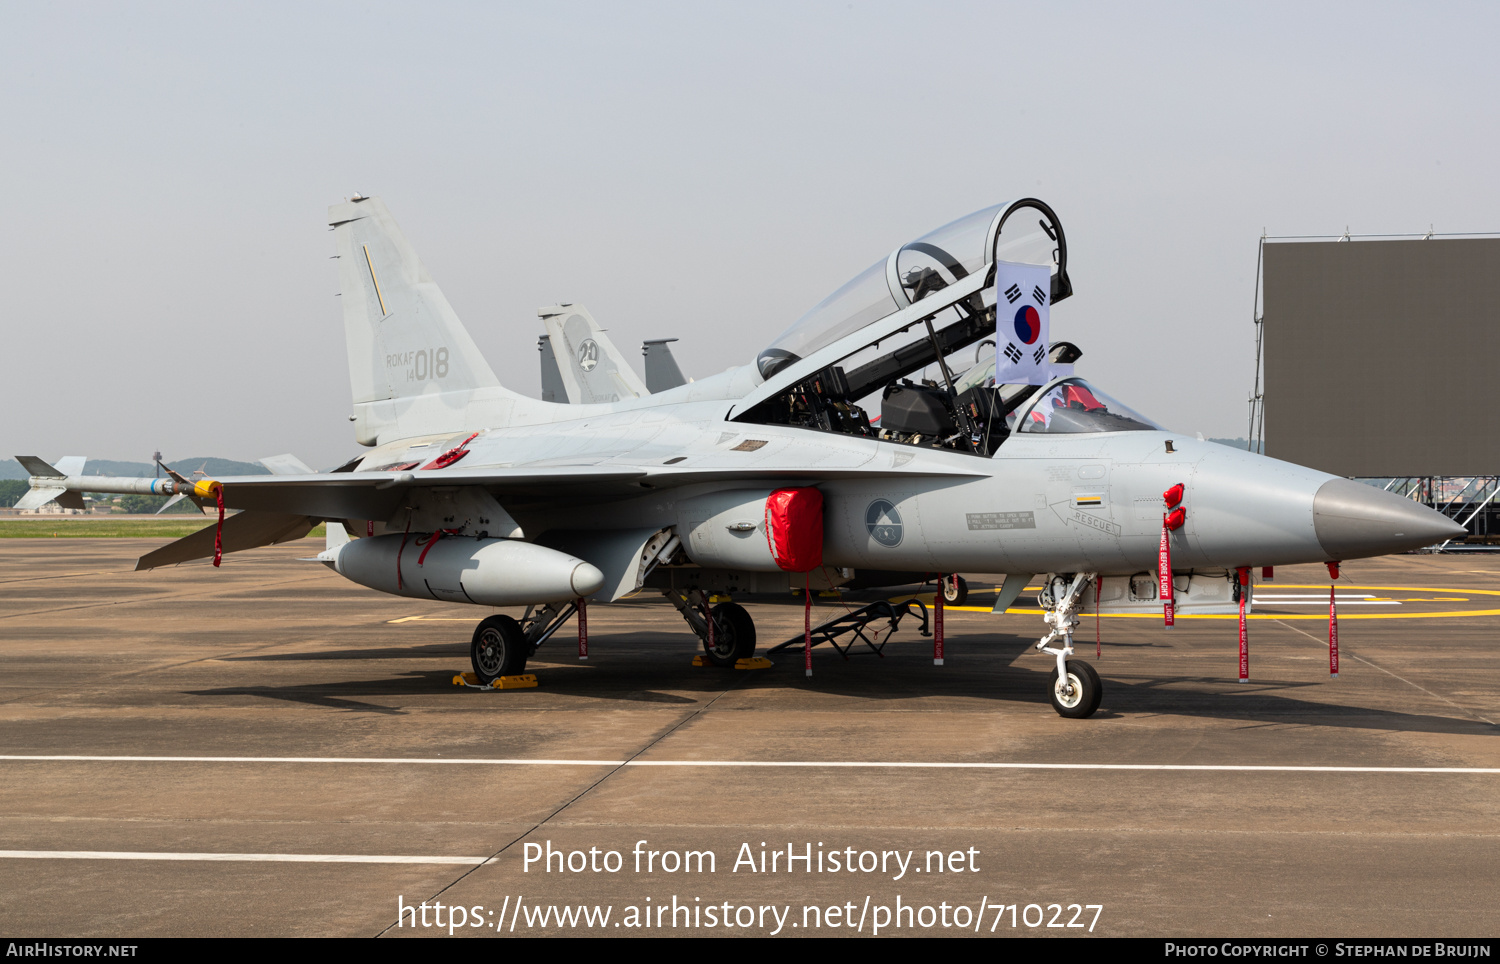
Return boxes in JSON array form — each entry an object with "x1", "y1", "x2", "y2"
[
  {"x1": 643, "y1": 338, "x2": 688, "y2": 392},
  {"x1": 538, "y1": 334, "x2": 566, "y2": 403},
  {"x1": 539, "y1": 304, "x2": 649, "y2": 404},
  {"x1": 328, "y1": 196, "x2": 510, "y2": 444}
]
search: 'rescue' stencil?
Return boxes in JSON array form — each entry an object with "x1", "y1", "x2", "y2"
[{"x1": 1050, "y1": 498, "x2": 1122, "y2": 536}]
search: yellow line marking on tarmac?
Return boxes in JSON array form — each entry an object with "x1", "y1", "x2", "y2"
[
  {"x1": 948, "y1": 584, "x2": 1500, "y2": 619},
  {"x1": 950, "y1": 608, "x2": 1500, "y2": 620},
  {"x1": 388, "y1": 615, "x2": 478, "y2": 623}
]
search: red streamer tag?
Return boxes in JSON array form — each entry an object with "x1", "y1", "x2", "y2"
[
  {"x1": 577, "y1": 597, "x2": 589, "y2": 661},
  {"x1": 803, "y1": 574, "x2": 813, "y2": 678},
  {"x1": 1159, "y1": 518, "x2": 1174, "y2": 627},
  {"x1": 1237, "y1": 567, "x2": 1250, "y2": 681},
  {"x1": 1095, "y1": 576, "x2": 1102, "y2": 659},
  {"x1": 396, "y1": 516, "x2": 411, "y2": 590},
  {"x1": 1329, "y1": 584, "x2": 1339, "y2": 677},
  {"x1": 934, "y1": 575, "x2": 945, "y2": 665},
  {"x1": 212, "y1": 485, "x2": 225, "y2": 568}
]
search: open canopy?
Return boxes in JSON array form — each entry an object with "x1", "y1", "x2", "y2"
[
  {"x1": 757, "y1": 199, "x2": 1072, "y2": 380},
  {"x1": 734, "y1": 199, "x2": 1167, "y2": 456}
]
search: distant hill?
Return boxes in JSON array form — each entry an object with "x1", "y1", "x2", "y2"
[
  {"x1": 1207, "y1": 437, "x2": 1252, "y2": 451},
  {"x1": 0, "y1": 457, "x2": 272, "y2": 480}
]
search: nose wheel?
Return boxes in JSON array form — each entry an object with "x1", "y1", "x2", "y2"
[{"x1": 1048, "y1": 659, "x2": 1101, "y2": 718}]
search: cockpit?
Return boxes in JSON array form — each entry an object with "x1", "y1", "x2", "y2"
[{"x1": 734, "y1": 198, "x2": 1161, "y2": 455}]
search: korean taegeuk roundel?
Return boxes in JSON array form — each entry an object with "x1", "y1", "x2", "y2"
[{"x1": 1013, "y1": 305, "x2": 1041, "y2": 345}]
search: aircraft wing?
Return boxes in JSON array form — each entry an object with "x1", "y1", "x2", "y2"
[
  {"x1": 54, "y1": 458, "x2": 982, "y2": 570},
  {"x1": 204, "y1": 461, "x2": 983, "y2": 519}
]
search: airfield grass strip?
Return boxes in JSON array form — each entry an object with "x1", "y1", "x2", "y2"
[{"x1": 0, "y1": 519, "x2": 326, "y2": 539}]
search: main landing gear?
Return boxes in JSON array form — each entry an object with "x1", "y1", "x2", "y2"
[
  {"x1": 469, "y1": 600, "x2": 583, "y2": 683},
  {"x1": 663, "y1": 588, "x2": 757, "y2": 666},
  {"x1": 471, "y1": 614, "x2": 527, "y2": 683},
  {"x1": 1035, "y1": 572, "x2": 1102, "y2": 718}
]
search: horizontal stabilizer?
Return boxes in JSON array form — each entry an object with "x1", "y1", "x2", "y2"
[{"x1": 135, "y1": 512, "x2": 315, "y2": 570}]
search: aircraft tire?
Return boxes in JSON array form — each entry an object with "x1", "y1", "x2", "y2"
[
  {"x1": 471, "y1": 614, "x2": 527, "y2": 683},
  {"x1": 703, "y1": 602, "x2": 756, "y2": 667},
  {"x1": 1048, "y1": 659, "x2": 1101, "y2": 719},
  {"x1": 941, "y1": 575, "x2": 969, "y2": 607}
]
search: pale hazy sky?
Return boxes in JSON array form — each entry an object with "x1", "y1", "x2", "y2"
[{"x1": 3, "y1": 2, "x2": 1495, "y2": 467}]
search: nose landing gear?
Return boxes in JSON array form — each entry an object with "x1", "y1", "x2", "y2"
[{"x1": 1036, "y1": 572, "x2": 1102, "y2": 718}]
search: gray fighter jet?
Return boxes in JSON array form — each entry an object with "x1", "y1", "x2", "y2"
[{"x1": 16, "y1": 196, "x2": 1463, "y2": 717}]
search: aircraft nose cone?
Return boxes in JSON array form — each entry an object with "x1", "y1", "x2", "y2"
[
  {"x1": 1313, "y1": 478, "x2": 1467, "y2": 559},
  {"x1": 570, "y1": 561, "x2": 606, "y2": 598}
]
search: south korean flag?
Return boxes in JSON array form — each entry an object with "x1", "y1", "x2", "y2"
[{"x1": 994, "y1": 260, "x2": 1052, "y2": 386}]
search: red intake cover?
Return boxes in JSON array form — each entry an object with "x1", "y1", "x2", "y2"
[
  {"x1": 1164, "y1": 507, "x2": 1187, "y2": 531},
  {"x1": 1163, "y1": 483, "x2": 1185, "y2": 508},
  {"x1": 764, "y1": 487, "x2": 824, "y2": 573}
]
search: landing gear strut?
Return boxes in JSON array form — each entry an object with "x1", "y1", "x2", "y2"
[
  {"x1": 1035, "y1": 572, "x2": 1102, "y2": 718},
  {"x1": 663, "y1": 589, "x2": 757, "y2": 666}
]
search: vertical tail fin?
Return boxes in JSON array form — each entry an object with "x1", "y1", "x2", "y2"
[{"x1": 329, "y1": 196, "x2": 509, "y2": 444}]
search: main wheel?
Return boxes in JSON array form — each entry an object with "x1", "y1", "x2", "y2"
[
  {"x1": 1048, "y1": 659, "x2": 1102, "y2": 718},
  {"x1": 471, "y1": 614, "x2": 527, "y2": 683},
  {"x1": 941, "y1": 574, "x2": 969, "y2": 606},
  {"x1": 702, "y1": 602, "x2": 756, "y2": 667}
]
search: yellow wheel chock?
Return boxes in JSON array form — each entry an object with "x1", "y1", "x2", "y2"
[{"x1": 451, "y1": 672, "x2": 538, "y2": 690}]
